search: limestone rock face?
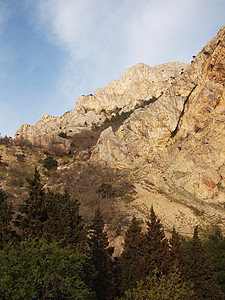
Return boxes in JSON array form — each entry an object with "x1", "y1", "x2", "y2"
[
  {"x1": 14, "y1": 62, "x2": 188, "y2": 145},
  {"x1": 76, "y1": 62, "x2": 188, "y2": 112},
  {"x1": 91, "y1": 26, "x2": 225, "y2": 229},
  {"x1": 14, "y1": 26, "x2": 225, "y2": 233}
]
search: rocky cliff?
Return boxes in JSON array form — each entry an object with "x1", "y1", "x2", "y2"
[
  {"x1": 91, "y1": 26, "x2": 225, "y2": 232},
  {"x1": 14, "y1": 26, "x2": 225, "y2": 234},
  {"x1": 15, "y1": 62, "x2": 188, "y2": 145}
]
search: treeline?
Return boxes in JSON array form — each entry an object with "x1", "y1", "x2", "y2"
[{"x1": 0, "y1": 169, "x2": 225, "y2": 299}]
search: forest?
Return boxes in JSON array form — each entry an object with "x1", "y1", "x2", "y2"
[{"x1": 0, "y1": 168, "x2": 225, "y2": 299}]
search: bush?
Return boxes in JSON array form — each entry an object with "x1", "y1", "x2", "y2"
[
  {"x1": 58, "y1": 132, "x2": 68, "y2": 139},
  {"x1": 43, "y1": 156, "x2": 58, "y2": 171},
  {"x1": 17, "y1": 178, "x2": 24, "y2": 187},
  {"x1": 43, "y1": 150, "x2": 50, "y2": 156},
  {"x1": 97, "y1": 183, "x2": 113, "y2": 198}
]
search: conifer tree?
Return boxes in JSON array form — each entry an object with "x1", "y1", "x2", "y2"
[
  {"x1": 16, "y1": 168, "x2": 87, "y2": 249},
  {"x1": 204, "y1": 227, "x2": 225, "y2": 295},
  {"x1": 0, "y1": 189, "x2": 15, "y2": 249},
  {"x1": 119, "y1": 215, "x2": 144, "y2": 294},
  {"x1": 89, "y1": 207, "x2": 115, "y2": 300},
  {"x1": 189, "y1": 226, "x2": 223, "y2": 299},
  {"x1": 15, "y1": 168, "x2": 47, "y2": 239},
  {"x1": 43, "y1": 190, "x2": 87, "y2": 249},
  {"x1": 141, "y1": 206, "x2": 171, "y2": 276},
  {"x1": 169, "y1": 227, "x2": 190, "y2": 280}
]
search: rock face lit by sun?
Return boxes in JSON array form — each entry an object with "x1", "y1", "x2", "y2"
[{"x1": 14, "y1": 26, "x2": 225, "y2": 234}]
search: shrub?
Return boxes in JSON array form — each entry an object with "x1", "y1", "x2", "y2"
[
  {"x1": 43, "y1": 150, "x2": 50, "y2": 156},
  {"x1": 17, "y1": 178, "x2": 24, "y2": 187},
  {"x1": 58, "y1": 132, "x2": 68, "y2": 139},
  {"x1": 97, "y1": 183, "x2": 113, "y2": 198},
  {"x1": 43, "y1": 156, "x2": 58, "y2": 171},
  {"x1": 17, "y1": 154, "x2": 25, "y2": 162}
]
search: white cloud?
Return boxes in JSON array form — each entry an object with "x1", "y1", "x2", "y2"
[
  {"x1": 25, "y1": 0, "x2": 225, "y2": 109},
  {"x1": 26, "y1": 0, "x2": 136, "y2": 105}
]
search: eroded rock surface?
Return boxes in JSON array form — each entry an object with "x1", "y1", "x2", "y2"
[
  {"x1": 91, "y1": 26, "x2": 225, "y2": 230},
  {"x1": 15, "y1": 62, "x2": 188, "y2": 146},
  {"x1": 14, "y1": 26, "x2": 225, "y2": 233}
]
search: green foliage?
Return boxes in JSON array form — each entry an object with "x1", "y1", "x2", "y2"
[
  {"x1": 119, "y1": 216, "x2": 144, "y2": 294},
  {"x1": 17, "y1": 154, "x2": 25, "y2": 162},
  {"x1": 169, "y1": 227, "x2": 191, "y2": 281},
  {"x1": 17, "y1": 177, "x2": 24, "y2": 187},
  {"x1": 15, "y1": 168, "x2": 47, "y2": 239},
  {"x1": 43, "y1": 190, "x2": 87, "y2": 249},
  {"x1": 122, "y1": 268, "x2": 195, "y2": 300},
  {"x1": 0, "y1": 238, "x2": 95, "y2": 299},
  {"x1": 137, "y1": 96, "x2": 158, "y2": 109},
  {"x1": 58, "y1": 132, "x2": 68, "y2": 139},
  {"x1": 189, "y1": 226, "x2": 223, "y2": 299},
  {"x1": 43, "y1": 155, "x2": 58, "y2": 170},
  {"x1": 89, "y1": 207, "x2": 115, "y2": 299},
  {"x1": 204, "y1": 227, "x2": 225, "y2": 295},
  {"x1": 142, "y1": 206, "x2": 171, "y2": 275},
  {"x1": 0, "y1": 189, "x2": 15, "y2": 250},
  {"x1": 43, "y1": 150, "x2": 50, "y2": 156},
  {"x1": 16, "y1": 169, "x2": 87, "y2": 249}
]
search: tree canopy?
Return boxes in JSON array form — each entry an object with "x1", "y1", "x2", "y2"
[{"x1": 0, "y1": 238, "x2": 95, "y2": 300}]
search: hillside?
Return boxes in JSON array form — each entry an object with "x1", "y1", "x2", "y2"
[{"x1": 1, "y1": 26, "x2": 225, "y2": 252}]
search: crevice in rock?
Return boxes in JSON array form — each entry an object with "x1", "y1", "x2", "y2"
[{"x1": 170, "y1": 85, "x2": 197, "y2": 138}]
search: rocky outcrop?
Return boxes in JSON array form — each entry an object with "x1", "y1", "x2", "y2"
[
  {"x1": 14, "y1": 26, "x2": 225, "y2": 233},
  {"x1": 14, "y1": 62, "x2": 188, "y2": 146},
  {"x1": 91, "y1": 26, "x2": 225, "y2": 230}
]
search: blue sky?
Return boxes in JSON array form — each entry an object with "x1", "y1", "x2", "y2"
[{"x1": 0, "y1": 0, "x2": 224, "y2": 137}]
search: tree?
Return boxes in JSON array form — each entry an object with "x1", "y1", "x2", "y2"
[
  {"x1": 0, "y1": 189, "x2": 15, "y2": 249},
  {"x1": 141, "y1": 206, "x2": 171, "y2": 276},
  {"x1": 16, "y1": 169, "x2": 87, "y2": 250},
  {"x1": 43, "y1": 189, "x2": 87, "y2": 249},
  {"x1": 169, "y1": 227, "x2": 191, "y2": 280},
  {"x1": 0, "y1": 238, "x2": 95, "y2": 299},
  {"x1": 119, "y1": 215, "x2": 144, "y2": 294},
  {"x1": 204, "y1": 227, "x2": 225, "y2": 295},
  {"x1": 189, "y1": 226, "x2": 223, "y2": 299},
  {"x1": 122, "y1": 268, "x2": 195, "y2": 300},
  {"x1": 15, "y1": 168, "x2": 47, "y2": 239},
  {"x1": 89, "y1": 207, "x2": 115, "y2": 300}
]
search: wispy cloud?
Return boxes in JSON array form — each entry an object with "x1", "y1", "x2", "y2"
[
  {"x1": 26, "y1": 0, "x2": 224, "y2": 106},
  {"x1": 1, "y1": 0, "x2": 224, "y2": 136}
]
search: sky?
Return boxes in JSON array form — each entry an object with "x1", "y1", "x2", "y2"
[{"x1": 0, "y1": 0, "x2": 224, "y2": 137}]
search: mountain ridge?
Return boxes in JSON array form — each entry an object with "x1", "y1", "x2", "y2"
[{"x1": 11, "y1": 26, "x2": 225, "y2": 237}]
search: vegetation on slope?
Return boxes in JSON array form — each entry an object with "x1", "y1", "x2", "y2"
[{"x1": 0, "y1": 171, "x2": 224, "y2": 299}]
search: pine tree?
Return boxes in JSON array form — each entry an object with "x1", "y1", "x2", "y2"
[
  {"x1": 189, "y1": 226, "x2": 223, "y2": 299},
  {"x1": 142, "y1": 206, "x2": 171, "y2": 276},
  {"x1": 89, "y1": 207, "x2": 115, "y2": 300},
  {"x1": 169, "y1": 227, "x2": 191, "y2": 280},
  {"x1": 43, "y1": 190, "x2": 87, "y2": 249},
  {"x1": 0, "y1": 189, "x2": 15, "y2": 249},
  {"x1": 204, "y1": 227, "x2": 225, "y2": 295},
  {"x1": 15, "y1": 168, "x2": 47, "y2": 239},
  {"x1": 119, "y1": 215, "x2": 144, "y2": 294}
]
